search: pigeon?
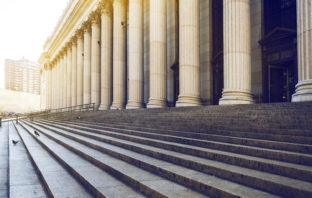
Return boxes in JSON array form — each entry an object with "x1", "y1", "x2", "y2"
[
  {"x1": 12, "y1": 140, "x2": 19, "y2": 145},
  {"x1": 76, "y1": 116, "x2": 81, "y2": 120},
  {"x1": 34, "y1": 130, "x2": 40, "y2": 136}
]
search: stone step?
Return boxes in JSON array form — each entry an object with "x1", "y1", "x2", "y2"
[
  {"x1": 54, "y1": 119, "x2": 312, "y2": 145},
  {"x1": 14, "y1": 122, "x2": 93, "y2": 198},
  {"x1": 36, "y1": 120, "x2": 312, "y2": 166},
  {"x1": 54, "y1": 120, "x2": 312, "y2": 154},
  {"x1": 35, "y1": 120, "x2": 312, "y2": 182},
  {"x1": 0, "y1": 122, "x2": 9, "y2": 198},
  {"x1": 9, "y1": 122, "x2": 46, "y2": 198},
  {"x1": 21, "y1": 121, "x2": 214, "y2": 198},
  {"x1": 29, "y1": 121, "x2": 312, "y2": 198},
  {"x1": 25, "y1": 121, "x2": 283, "y2": 198}
]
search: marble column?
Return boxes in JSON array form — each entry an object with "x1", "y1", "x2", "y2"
[
  {"x1": 292, "y1": 0, "x2": 312, "y2": 102},
  {"x1": 48, "y1": 64, "x2": 52, "y2": 109},
  {"x1": 71, "y1": 38, "x2": 78, "y2": 106},
  {"x1": 91, "y1": 13, "x2": 101, "y2": 109},
  {"x1": 126, "y1": 0, "x2": 144, "y2": 109},
  {"x1": 99, "y1": 2, "x2": 113, "y2": 110},
  {"x1": 83, "y1": 22, "x2": 92, "y2": 105},
  {"x1": 176, "y1": 0, "x2": 201, "y2": 107},
  {"x1": 219, "y1": 0, "x2": 254, "y2": 105},
  {"x1": 147, "y1": 0, "x2": 167, "y2": 108},
  {"x1": 59, "y1": 55, "x2": 63, "y2": 109},
  {"x1": 111, "y1": 0, "x2": 127, "y2": 109},
  {"x1": 56, "y1": 57, "x2": 61, "y2": 109},
  {"x1": 77, "y1": 30, "x2": 84, "y2": 106},
  {"x1": 53, "y1": 61, "x2": 57, "y2": 109},
  {"x1": 67, "y1": 45, "x2": 72, "y2": 107},
  {"x1": 63, "y1": 51, "x2": 67, "y2": 108}
]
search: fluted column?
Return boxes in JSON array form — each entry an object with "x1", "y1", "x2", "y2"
[
  {"x1": 292, "y1": 0, "x2": 312, "y2": 102},
  {"x1": 67, "y1": 45, "x2": 72, "y2": 107},
  {"x1": 176, "y1": 0, "x2": 201, "y2": 107},
  {"x1": 147, "y1": 0, "x2": 167, "y2": 108},
  {"x1": 111, "y1": 0, "x2": 127, "y2": 109},
  {"x1": 53, "y1": 62, "x2": 57, "y2": 109},
  {"x1": 99, "y1": 2, "x2": 113, "y2": 110},
  {"x1": 77, "y1": 30, "x2": 84, "y2": 106},
  {"x1": 48, "y1": 64, "x2": 52, "y2": 109},
  {"x1": 83, "y1": 22, "x2": 92, "y2": 105},
  {"x1": 219, "y1": 0, "x2": 254, "y2": 105},
  {"x1": 63, "y1": 51, "x2": 67, "y2": 108},
  {"x1": 51, "y1": 63, "x2": 55, "y2": 109},
  {"x1": 72, "y1": 38, "x2": 78, "y2": 106},
  {"x1": 126, "y1": 0, "x2": 144, "y2": 109},
  {"x1": 56, "y1": 57, "x2": 61, "y2": 109},
  {"x1": 91, "y1": 13, "x2": 101, "y2": 109}
]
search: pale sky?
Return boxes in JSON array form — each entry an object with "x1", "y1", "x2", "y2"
[{"x1": 0, "y1": 0, "x2": 70, "y2": 88}]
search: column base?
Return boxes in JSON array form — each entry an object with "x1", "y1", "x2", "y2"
[
  {"x1": 219, "y1": 90, "x2": 254, "y2": 105},
  {"x1": 292, "y1": 80, "x2": 312, "y2": 102},
  {"x1": 176, "y1": 95, "x2": 201, "y2": 107},
  {"x1": 126, "y1": 101, "x2": 143, "y2": 109},
  {"x1": 99, "y1": 104, "x2": 110, "y2": 110},
  {"x1": 147, "y1": 98, "x2": 167, "y2": 108},
  {"x1": 110, "y1": 102, "x2": 124, "y2": 110}
]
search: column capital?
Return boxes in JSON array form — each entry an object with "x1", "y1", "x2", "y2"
[
  {"x1": 71, "y1": 36, "x2": 77, "y2": 46},
  {"x1": 76, "y1": 29, "x2": 84, "y2": 39},
  {"x1": 90, "y1": 11, "x2": 101, "y2": 24},
  {"x1": 99, "y1": 0, "x2": 113, "y2": 16},
  {"x1": 82, "y1": 20, "x2": 91, "y2": 32}
]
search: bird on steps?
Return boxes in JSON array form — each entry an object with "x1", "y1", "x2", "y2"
[
  {"x1": 12, "y1": 140, "x2": 19, "y2": 145},
  {"x1": 34, "y1": 130, "x2": 40, "y2": 136},
  {"x1": 76, "y1": 116, "x2": 81, "y2": 120}
]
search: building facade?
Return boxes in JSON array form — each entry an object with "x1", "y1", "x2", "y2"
[
  {"x1": 5, "y1": 58, "x2": 40, "y2": 95},
  {"x1": 39, "y1": 0, "x2": 312, "y2": 110}
]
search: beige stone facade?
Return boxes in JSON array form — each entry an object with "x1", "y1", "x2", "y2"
[{"x1": 39, "y1": 0, "x2": 312, "y2": 110}]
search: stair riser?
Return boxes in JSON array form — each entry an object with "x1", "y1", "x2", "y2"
[{"x1": 29, "y1": 121, "x2": 312, "y2": 198}]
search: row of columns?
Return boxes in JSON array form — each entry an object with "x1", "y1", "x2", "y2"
[{"x1": 46, "y1": 0, "x2": 312, "y2": 110}]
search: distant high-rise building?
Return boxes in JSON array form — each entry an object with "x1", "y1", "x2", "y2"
[{"x1": 5, "y1": 58, "x2": 40, "y2": 95}]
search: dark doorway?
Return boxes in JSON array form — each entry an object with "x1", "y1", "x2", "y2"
[
  {"x1": 269, "y1": 64, "x2": 295, "y2": 102},
  {"x1": 261, "y1": 0, "x2": 297, "y2": 103},
  {"x1": 211, "y1": 0, "x2": 223, "y2": 104},
  {"x1": 171, "y1": 63, "x2": 179, "y2": 106}
]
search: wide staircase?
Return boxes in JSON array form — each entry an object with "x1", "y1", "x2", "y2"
[{"x1": 1, "y1": 102, "x2": 312, "y2": 198}]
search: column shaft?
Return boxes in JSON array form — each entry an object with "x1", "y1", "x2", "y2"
[
  {"x1": 91, "y1": 16, "x2": 101, "y2": 109},
  {"x1": 48, "y1": 65, "x2": 52, "y2": 109},
  {"x1": 77, "y1": 32, "x2": 84, "y2": 106},
  {"x1": 292, "y1": 0, "x2": 312, "y2": 102},
  {"x1": 99, "y1": 4, "x2": 113, "y2": 110},
  {"x1": 67, "y1": 46, "x2": 72, "y2": 107},
  {"x1": 176, "y1": 0, "x2": 201, "y2": 107},
  {"x1": 127, "y1": 0, "x2": 144, "y2": 109},
  {"x1": 72, "y1": 40, "x2": 78, "y2": 106},
  {"x1": 219, "y1": 0, "x2": 254, "y2": 105},
  {"x1": 147, "y1": 0, "x2": 167, "y2": 108},
  {"x1": 83, "y1": 24, "x2": 92, "y2": 105},
  {"x1": 111, "y1": 0, "x2": 127, "y2": 109},
  {"x1": 63, "y1": 52, "x2": 67, "y2": 108}
]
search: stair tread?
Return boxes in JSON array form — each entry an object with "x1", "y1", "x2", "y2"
[
  {"x1": 14, "y1": 123, "x2": 92, "y2": 198},
  {"x1": 60, "y1": 120, "x2": 312, "y2": 153},
  {"x1": 22, "y1": 122, "x2": 207, "y2": 198},
  {"x1": 44, "y1": 120, "x2": 312, "y2": 170},
  {"x1": 9, "y1": 122, "x2": 46, "y2": 198},
  {"x1": 31, "y1": 121, "x2": 312, "y2": 197}
]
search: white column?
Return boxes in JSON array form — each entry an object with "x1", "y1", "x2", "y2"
[
  {"x1": 126, "y1": 0, "x2": 144, "y2": 109},
  {"x1": 111, "y1": 0, "x2": 127, "y2": 109},
  {"x1": 219, "y1": 0, "x2": 254, "y2": 105},
  {"x1": 72, "y1": 38, "x2": 78, "y2": 106},
  {"x1": 67, "y1": 45, "x2": 72, "y2": 107},
  {"x1": 56, "y1": 57, "x2": 61, "y2": 109},
  {"x1": 51, "y1": 63, "x2": 55, "y2": 109},
  {"x1": 63, "y1": 51, "x2": 67, "y2": 108},
  {"x1": 147, "y1": 0, "x2": 167, "y2": 108},
  {"x1": 53, "y1": 62, "x2": 56, "y2": 109},
  {"x1": 83, "y1": 22, "x2": 92, "y2": 105},
  {"x1": 176, "y1": 0, "x2": 201, "y2": 107},
  {"x1": 77, "y1": 30, "x2": 84, "y2": 106},
  {"x1": 99, "y1": 3, "x2": 113, "y2": 110},
  {"x1": 48, "y1": 64, "x2": 52, "y2": 109},
  {"x1": 91, "y1": 13, "x2": 101, "y2": 109},
  {"x1": 292, "y1": 0, "x2": 312, "y2": 102}
]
